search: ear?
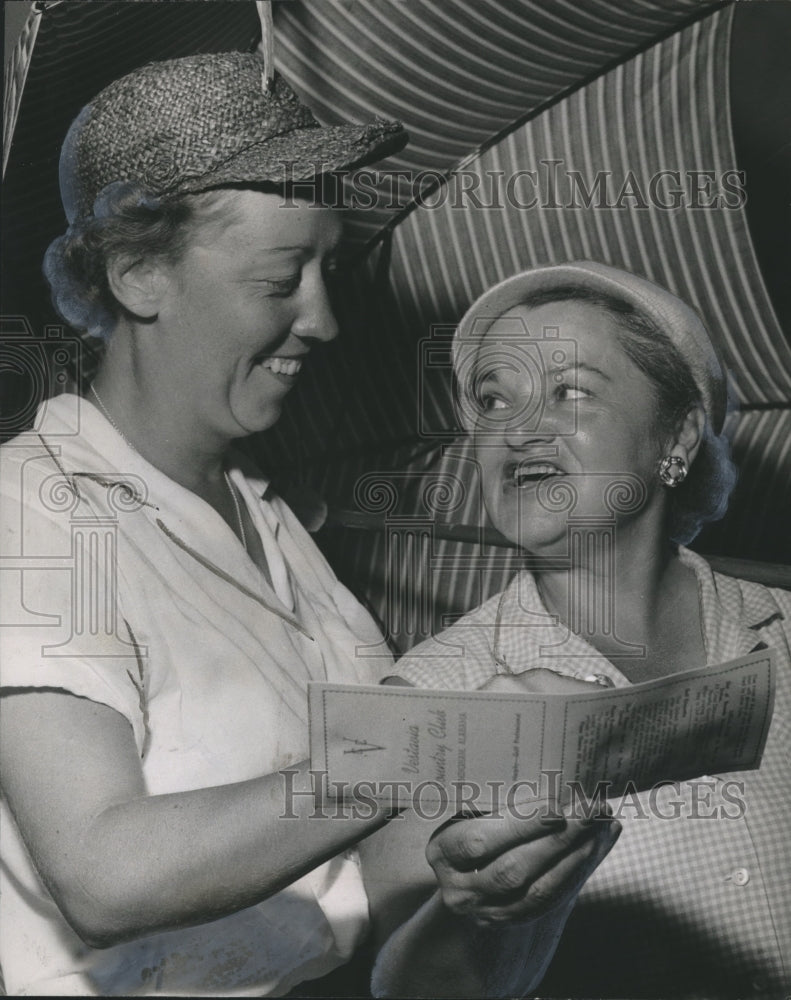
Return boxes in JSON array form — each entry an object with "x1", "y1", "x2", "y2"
[
  {"x1": 106, "y1": 255, "x2": 170, "y2": 320},
  {"x1": 666, "y1": 404, "x2": 706, "y2": 467}
]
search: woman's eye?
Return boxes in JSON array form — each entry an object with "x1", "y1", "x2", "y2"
[
  {"x1": 260, "y1": 275, "x2": 301, "y2": 297},
  {"x1": 479, "y1": 393, "x2": 509, "y2": 413},
  {"x1": 555, "y1": 383, "x2": 589, "y2": 402}
]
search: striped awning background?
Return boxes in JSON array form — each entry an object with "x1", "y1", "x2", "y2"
[
  {"x1": 258, "y1": 2, "x2": 791, "y2": 652},
  {"x1": 273, "y1": 0, "x2": 727, "y2": 248},
  {"x1": 3, "y1": 1, "x2": 789, "y2": 655}
]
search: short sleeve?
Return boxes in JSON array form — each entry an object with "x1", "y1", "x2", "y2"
[{"x1": 0, "y1": 451, "x2": 146, "y2": 750}]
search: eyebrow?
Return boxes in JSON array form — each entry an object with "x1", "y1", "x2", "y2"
[
  {"x1": 250, "y1": 242, "x2": 344, "y2": 260},
  {"x1": 550, "y1": 361, "x2": 611, "y2": 380},
  {"x1": 250, "y1": 245, "x2": 309, "y2": 255},
  {"x1": 476, "y1": 361, "x2": 611, "y2": 382}
]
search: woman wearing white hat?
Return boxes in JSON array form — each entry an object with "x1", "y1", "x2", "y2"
[
  {"x1": 0, "y1": 56, "x2": 617, "y2": 997},
  {"x1": 391, "y1": 262, "x2": 791, "y2": 998}
]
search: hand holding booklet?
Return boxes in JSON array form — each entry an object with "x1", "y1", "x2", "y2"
[{"x1": 309, "y1": 648, "x2": 775, "y2": 808}]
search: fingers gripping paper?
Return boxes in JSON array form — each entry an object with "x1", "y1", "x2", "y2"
[{"x1": 308, "y1": 650, "x2": 775, "y2": 807}]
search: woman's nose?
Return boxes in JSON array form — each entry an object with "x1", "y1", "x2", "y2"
[
  {"x1": 503, "y1": 423, "x2": 555, "y2": 448},
  {"x1": 502, "y1": 399, "x2": 557, "y2": 448},
  {"x1": 292, "y1": 275, "x2": 339, "y2": 344}
]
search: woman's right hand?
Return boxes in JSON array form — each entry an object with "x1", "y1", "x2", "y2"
[
  {"x1": 0, "y1": 690, "x2": 393, "y2": 948},
  {"x1": 367, "y1": 798, "x2": 620, "y2": 997},
  {"x1": 455, "y1": 669, "x2": 619, "y2": 922},
  {"x1": 426, "y1": 799, "x2": 620, "y2": 926}
]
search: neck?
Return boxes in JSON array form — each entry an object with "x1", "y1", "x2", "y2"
[
  {"x1": 90, "y1": 330, "x2": 233, "y2": 494},
  {"x1": 532, "y1": 520, "x2": 700, "y2": 676}
]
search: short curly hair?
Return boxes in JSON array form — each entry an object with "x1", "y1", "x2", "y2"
[
  {"x1": 600, "y1": 291, "x2": 737, "y2": 544},
  {"x1": 44, "y1": 177, "x2": 343, "y2": 339},
  {"x1": 43, "y1": 181, "x2": 240, "y2": 338}
]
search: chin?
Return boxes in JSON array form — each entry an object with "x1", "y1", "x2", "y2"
[
  {"x1": 490, "y1": 508, "x2": 568, "y2": 554},
  {"x1": 258, "y1": 409, "x2": 284, "y2": 432},
  {"x1": 234, "y1": 403, "x2": 284, "y2": 436}
]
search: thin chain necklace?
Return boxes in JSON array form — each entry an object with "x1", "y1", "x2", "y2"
[
  {"x1": 90, "y1": 383, "x2": 248, "y2": 552},
  {"x1": 224, "y1": 471, "x2": 248, "y2": 552},
  {"x1": 90, "y1": 383, "x2": 131, "y2": 447}
]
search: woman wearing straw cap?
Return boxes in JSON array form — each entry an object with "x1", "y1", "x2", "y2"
[
  {"x1": 0, "y1": 55, "x2": 617, "y2": 997},
  {"x1": 389, "y1": 262, "x2": 791, "y2": 998}
]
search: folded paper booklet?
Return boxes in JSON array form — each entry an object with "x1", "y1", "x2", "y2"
[{"x1": 309, "y1": 648, "x2": 775, "y2": 807}]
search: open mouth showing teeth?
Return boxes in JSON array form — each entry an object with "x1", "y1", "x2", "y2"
[
  {"x1": 511, "y1": 463, "x2": 565, "y2": 487},
  {"x1": 260, "y1": 357, "x2": 303, "y2": 376}
]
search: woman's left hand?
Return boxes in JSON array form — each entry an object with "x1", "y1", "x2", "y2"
[{"x1": 480, "y1": 668, "x2": 612, "y2": 695}]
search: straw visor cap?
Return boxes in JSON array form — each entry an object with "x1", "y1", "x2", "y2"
[
  {"x1": 60, "y1": 51, "x2": 408, "y2": 225},
  {"x1": 454, "y1": 261, "x2": 727, "y2": 434}
]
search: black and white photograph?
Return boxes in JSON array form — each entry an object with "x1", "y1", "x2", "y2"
[{"x1": 1, "y1": 1, "x2": 790, "y2": 996}]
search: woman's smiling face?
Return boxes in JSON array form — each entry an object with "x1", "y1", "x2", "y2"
[
  {"x1": 472, "y1": 299, "x2": 669, "y2": 552},
  {"x1": 152, "y1": 188, "x2": 342, "y2": 441}
]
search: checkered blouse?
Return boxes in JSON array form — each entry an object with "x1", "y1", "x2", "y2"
[{"x1": 397, "y1": 548, "x2": 791, "y2": 999}]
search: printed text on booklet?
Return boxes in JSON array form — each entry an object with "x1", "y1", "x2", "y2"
[{"x1": 308, "y1": 649, "x2": 775, "y2": 808}]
